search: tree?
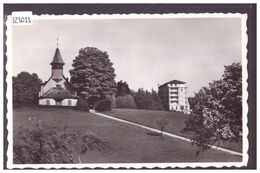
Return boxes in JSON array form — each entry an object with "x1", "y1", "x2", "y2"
[
  {"x1": 115, "y1": 80, "x2": 136, "y2": 109},
  {"x1": 134, "y1": 88, "x2": 164, "y2": 111},
  {"x1": 116, "y1": 80, "x2": 131, "y2": 97},
  {"x1": 69, "y1": 47, "x2": 117, "y2": 98},
  {"x1": 184, "y1": 62, "x2": 242, "y2": 153},
  {"x1": 151, "y1": 89, "x2": 165, "y2": 111},
  {"x1": 188, "y1": 97, "x2": 196, "y2": 111},
  {"x1": 13, "y1": 71, "x2": 42, "y2": 106},
  {"x1": 134, "y1": 88, "x2": 151, "y2": 110}
]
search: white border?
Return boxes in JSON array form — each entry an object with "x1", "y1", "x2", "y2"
[{"x1": 6, "y1": 13, "x2": 248, "y2": 169}]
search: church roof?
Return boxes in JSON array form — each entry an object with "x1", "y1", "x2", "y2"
[
  {"x1": 40, "y1": 86, "x2": 77, "y2": 100},
  {"x1": 51, "y1": 48, "x2": 65, "y2": 65}
]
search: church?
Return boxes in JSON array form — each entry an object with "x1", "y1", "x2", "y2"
[{"x1": 38, "y1": 45, "x2": 78, "y2": 107}]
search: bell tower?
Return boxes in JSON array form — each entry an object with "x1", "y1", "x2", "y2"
[{"x1": 50, "y1": 38, "x2": 65, "y2": 82}]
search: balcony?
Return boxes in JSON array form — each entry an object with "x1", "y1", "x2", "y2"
[
  {"x1": 170, "y1": 96, "x2": 178, "y2": 101},
  {"x1": 169, "y1": 87, "x2": 178, "y2": 92},
  {"x1": 170, "y1": 91, "x2": 178, "y2": 95}
]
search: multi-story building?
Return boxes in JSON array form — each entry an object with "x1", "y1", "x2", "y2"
[{"x1": 158, "y1": 80, "x2": 190, "y2": 114}]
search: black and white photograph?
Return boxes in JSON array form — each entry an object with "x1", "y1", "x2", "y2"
[{"x1": 4, "y1": 5, "x2": 256, "y2": 169}]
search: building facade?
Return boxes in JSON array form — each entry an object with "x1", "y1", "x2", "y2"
[
  {"x1": 38, "y1": 46, "x2": 78, "y2": 107},
  {"x1": 158, "y1": 80, "x2": 190, "y2": 114}
]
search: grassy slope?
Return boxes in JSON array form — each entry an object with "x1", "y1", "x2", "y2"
[
  {"x1": 13, "y1": 107, "x2": 241, "y2": 163},
  {"x1": 105, "y1": 109, "x2": 242, "y2": 152}
]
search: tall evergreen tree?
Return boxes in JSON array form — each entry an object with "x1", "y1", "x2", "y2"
[
  {"x1": 69, "y1": 47, "x2": 117, "y2": 98},
  {"x1": 116, "y1": 80, "x2": 131, "y2": 97}
]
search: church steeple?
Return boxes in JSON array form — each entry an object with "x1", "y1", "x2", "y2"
[
  {"x1": 57, "y1": 37, "x2": 59, "y2": 48},
  {"x1": 51, "y1": 40, "x2": 65, "y2": 82},
  {"x1": 51, "y1": 48, "x2": 65, "y2": 65}
]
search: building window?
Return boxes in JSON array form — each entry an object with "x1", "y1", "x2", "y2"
[
  {"x1": 46, "y1": 99, "x2": 50, "y2": 105},
  {"x1": 68, "y1": 100, "x2": 72, "y2": 106},
  {"x1": 180, "y1": 106, "x2": 184, "y2": 110}
]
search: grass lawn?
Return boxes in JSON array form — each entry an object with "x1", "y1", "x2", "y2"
[
  {"x1": 105, "y1": 109, "x2": 242, "y2": 152},
  {"x1": 13, "y1": 107, "x2": 242, "y2": 163}
]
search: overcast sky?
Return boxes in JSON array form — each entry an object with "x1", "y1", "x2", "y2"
[{"x1": 12, "y1": 17, "x2": 242, "y2": 97}]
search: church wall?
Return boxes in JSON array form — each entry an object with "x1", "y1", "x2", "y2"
[
  {"x1": 39, "y1": 98, "x2": 56, "y2": 105},
  {"x1": 42, "y1": 78, "x2": 65, "y2": 94},
  {"x1": 39, "y1": 86, "x2": 45, "y2": 97},
  {"x1": 62, "y1": 99, "x2": 78, "y2": 106},
  {"x1": 39, "y1": 98, "x2": 77, "y2": 106},
  {"x1": 52, "y1": 69, "x2": 63, "y2": 80}
]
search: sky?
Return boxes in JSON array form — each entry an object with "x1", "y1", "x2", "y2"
[{"x1": 12, "y1": 17, "x2": 242, "y2": 97}]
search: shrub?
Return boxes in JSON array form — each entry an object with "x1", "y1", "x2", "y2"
[
  {"x1": 87, "y1": 95, "x2": 101, "y2": 109},
  {"x1": 95, "y1": 98, "x2": 111, "y2": 112},
  {"x1": 116, "y1": 94, "x2": 136, "y2": 109},
  {"x1": 157, "y1": 119, "x2": 169, "y2": 135},
  {"x1": 13, "y1": 121, "x2": 111, "y2": 164},
  {"x1": 75, "y1": 97, "x2": 89, "y2": 111},
  {"x1": 105, "y1": 95, "x2": 117, "y2": 108}
]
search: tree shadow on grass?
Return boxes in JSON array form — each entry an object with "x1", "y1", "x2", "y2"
[{"x1": 146, "y1": 132, "x2": 162, "y2": 137}]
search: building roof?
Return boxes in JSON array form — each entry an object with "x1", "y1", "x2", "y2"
[
  {"x1": 40, "y1": 86, "x2": 77, "y2": 100},
  {"x1": 167, "y1": 80, "x2": 186, "y2": 84},
  {"x1": 50, "y1": 48, "x2": 65, "y2": 65},
  {"x1": 159, "y1": 80, "x2": 186, "y2": 89}
]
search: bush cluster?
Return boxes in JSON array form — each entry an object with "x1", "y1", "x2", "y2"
[
  {"x1": 133, "y1": 89, "x2": 165, "y2": 111},
  {"x1": 116, "y1": 94, "x2": 136, "y2": 109},
  {"x1": 105, "y1": 95, "x2": 117, "y2": 108},
  {"x1": 95, "y1": 98, "x2": 112, "y2": 112},
  {"x1": 75, "y1": 97, "x2": 89, "y2": 111},
  {"x1": 13, "y1": 121, "x2": 111, "y2": 164}
]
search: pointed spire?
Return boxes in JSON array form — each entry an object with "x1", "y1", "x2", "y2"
[
  {"x1": 51, "y1": 48, "x2": 65, "y2": 65},
  {"x1": 57, "y1": 37, "x2": 59, "y2": 48}
]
